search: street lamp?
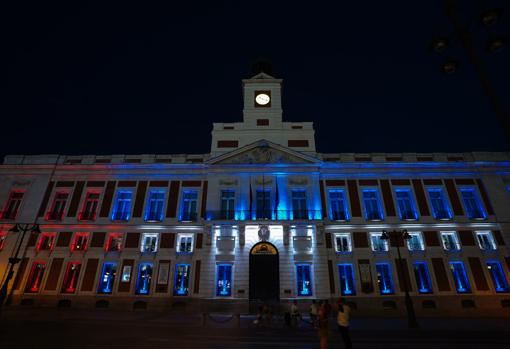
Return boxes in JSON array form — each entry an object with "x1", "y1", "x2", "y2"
[
  {"x1": 381, "y1": 229, "x2": 419, "y2": 328},
  {"x1": 0, "y1": 223, "x2": 41, "y2": 310}
]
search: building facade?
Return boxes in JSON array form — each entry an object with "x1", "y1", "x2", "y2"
[{"x1": 1, "y1": 71, "x2": 510, "y2": 315}]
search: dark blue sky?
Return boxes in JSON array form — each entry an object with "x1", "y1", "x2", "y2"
[{"x1": 3, "y1": 1, "x2": 509, "y2": 158}]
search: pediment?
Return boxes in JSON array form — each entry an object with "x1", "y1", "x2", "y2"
[{"x1": 208, "y1": 140, "x2": 321, "y2": 165}]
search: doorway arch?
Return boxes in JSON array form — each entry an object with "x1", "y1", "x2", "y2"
[{"x1": 249, "y1": 241, "x2": 280, "y2": 301}]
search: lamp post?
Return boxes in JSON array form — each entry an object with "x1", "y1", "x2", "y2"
[
  {"x1": 0, "y1": 223, "x2": 41, "y2": 309},
  {"x1": 381, "y1": 229, "x2": 419, "y2": 328}
]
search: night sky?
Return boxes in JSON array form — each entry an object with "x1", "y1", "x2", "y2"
[{"x1": 3, "y1": 1, "x2": 510, "y2": 160}]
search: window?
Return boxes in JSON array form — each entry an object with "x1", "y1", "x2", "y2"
[
  {"x1": 220, "y1": 190, "x2": 235, "y2": 220},
  {"x1": 407, "y1": 232, "x2": 424, "y2": 251},
  {"x1": 216, "y1": 264, "x2": 232, "y2": 297},
  {"x1": 181, "y1": 191, "x2": 198, "y2": 221},
  {"x1": 1, "y1": 191, "x2": 24, "y2": 220},
  {"x1": 328, "y1": 189, "x2": 349, "y2": 221},
  {"x1": 296, "y1": 264, "x2": 313, "y2": 296},
  {"x1": 334, "y1": 233, "x2": 352, "y2": 253},
  {"x1": 46, "y1": 192, "x2": 69, "y2": 221},
  {"x1": 141, "y1": 233, "x2": 158, "y2": 253},
  {"x1": 440, "y1": 231, "x2": 460, "y2": 251},
  {"x1": 177, "y1": 233, "x2": 194, "y2": 253},
  {"x1": 37, "y1": 233, "x2": 56, "y2": 251},
  {"x1": 111, "y1": 190, "x2": 133, "y2": 221},
  {"x1": 105, "y1": 233, "x2": 123, "y2": 252},
  {"x1": 486, "y1": 261, "x2": 510, "y2": 293},
  {"x1": 291, "y1": 189, "x2": 308, "y2": 219},
  {"x1": 79, "y1": 192, "x2": 100, "y2": 221},
  {"x1": 145, "y1": 190, "x2": 165, "y2": 222},
  {"x1": 135, "y1": 262, "x2": 153, "y2": 295},
  {"x1": 173, "y1": 264, "x2": 191, "y2": 296},
  {"x1": 0, "y1": 232, "x2": 7, "y2": 250},
  {"x1": 61, "y1": 262, "x2": 82, "y2": 293},
  {"x1": 121, "y1": 265, "x2": 132, "y2": 282},
  {"x1": 71, "y1": 233, "x2": 89, "y2": 251},
  {"x1": 460, "y1": 188, "x2": 486, "y2": 219},
  {"x1": 338, "y1": 263, "x2": 356, "y2": 295},
  {"x1": 376, "y1": 263, "x2": 394, "y2": 294},
  {"x1": 256, "y1": 189, "x2": 271, "y2": 219},
  {"x1": 475, "y1": 231, "x2": 497, "y2": 251},
  {"x1": 25, "y1": 262, "x2": 46, "y2": 293},
  {"x1": 362, "y1": 189, "x2": 383, "y2": 221},
  {"x1": 98, "y1": 262, "x2": 117, "y2": 294},
  {"x1": 370, "y1": 232, "x2": 388, "y2": 252},
  {"x1": 395, "y1": 189, "x2": 418, "y2": 220},
  {"x1": 449, "y1": 261, "x2": 471, "y2": 293},
  {"x1": 413, "y1": 262, "x2": 432, "y2": 294},
  {"x1": 427, "y1": 188, "x2": 452, "y2": 219}
]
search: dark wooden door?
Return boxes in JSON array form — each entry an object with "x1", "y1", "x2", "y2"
[{"x1": 249, "y1": 249, "x2": 279, "y2": 301}]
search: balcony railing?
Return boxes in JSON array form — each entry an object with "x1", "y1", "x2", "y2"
[
  {"x1": 46, "y1": 211, "x2": 64, "y2": 221},
  {"x1": 180, "y1": 212, "x2": 198, "y2": 222},
  {"x1": 206, "y1": 210, "x2": 323, "y2": 221}
]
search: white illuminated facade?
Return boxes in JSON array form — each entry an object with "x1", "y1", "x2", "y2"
[{"x1": 1, "y1": 70, "x2": 510, "y2": 315}]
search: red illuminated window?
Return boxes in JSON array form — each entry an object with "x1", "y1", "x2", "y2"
[
  {"x1": 78, "y1": 192, "x2": 100, "y2": 221},
  {"x1": 37, "y1": 233, "x2": 56, "y2": 251},
  {"x1": 0, "y1": 232, "x2": 7, "y2": 250},
  {"x1": 61, "y1": 262, "x2": 81, "y2": 293},
  {"x1": 1, "y1": 191, "x2": 24, "y2": 220},
  {"x1": 71, "y1": 233, "x2": 89, "y2": 251},
  {"x1": 46, "y1": 192, "x2": 69, "y2": 221},
  {"x1": 105, "y1": 233, "x2": 123, "y2": 252},
  {"x1": 25, "y1": 262, "x2": 46, "y2": 293}
]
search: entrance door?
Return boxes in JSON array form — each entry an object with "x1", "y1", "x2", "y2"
[{"x1": 249, "y1": 242, "x2": 279, "y2": 301}]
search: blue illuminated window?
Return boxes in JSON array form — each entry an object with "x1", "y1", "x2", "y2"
[
  {"x1": 376, "y1": 263, "x2": 394, "y2": 294},
  {"x1": 181, "y1": 191, "x2": 198, "y2": 221},
  {"x1": 98, "y1": 262, "x2": 117, "y2": 294},
  {"x1": 328, "y1": 189, "x2": 349, "y2": 221},
  {"x1": 413, "y1": 262, "x2": 432, "y2": 294},
  {"x1": 486, "y1": 261, "x2": 510, "y2": 293},
  {"x1": 256, "y1": 189, "x2": 271, "y2": 219},
  {"x1": 407, "y1": 232, "x2": 424, "y2": 251},
  {"x1": 370, "y1": 233, "x2": 388, "y2": 252},
  {"x1": 441, "y1": 231, "x2": 460, "y2": 251},
  {"x1": 296, "y1": 264, "x2": 312, "y2": 296},
  {"x1": 145, "y1": 190, "x2": 165, "y2": 222},
  {"x1": 475, "y1": 231, "x2": 497, "y2": 251},
  {"x1": 338, "y1": 263, "x2": 356, "y2": 295},
  {"x1": 216, "y1": 264, "x2": 232, "y2": 297},
  {"x1": 460, "y1": 188, "x2": 486, "y2": 219},
  {"x1": 449, "y1": 261, "x2": 471, "y2": 293},
  {"x1": 220, "y1": 190, "x2": 235, "y2": 219},
  {"x1": 362, "y1": 189, "x2": 383, "y2": 221},
  {"x1": 135, "y1": 262, "x2": 153, "y2": 295},
  {"x1": 427, "y1": 188, "x2": 452, "y2": 220},
  {"x1": 291, "y1": 190, "x2": 308, "y2": 219},
  {"x1": 173, "y1": 264, "x2": 191, "y2": 296},
  {"x1": 112, "y1": 190, "x2": 133, "y2": 221},
  {"x1": 395, "y1": 189, "x2": 418, "y2": 220}
]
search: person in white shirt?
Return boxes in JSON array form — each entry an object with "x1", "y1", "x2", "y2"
[{"x1": 336, "y1": 298, "x2": 352, "y2": 348}]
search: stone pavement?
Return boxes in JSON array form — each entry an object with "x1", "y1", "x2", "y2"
[{"x1": 1, "y1": 308, "x2": 510, "y2": 348}]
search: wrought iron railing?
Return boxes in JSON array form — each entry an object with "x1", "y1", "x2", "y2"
[{"x1": 206, "y1": 210, "x2": 323, "y2": 221}]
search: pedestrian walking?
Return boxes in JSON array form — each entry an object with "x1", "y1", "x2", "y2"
[
  {"x1": 290, "y1": 300, "x2": 300, "y2": 327},
  {"x1": 309, "y1": 300, "x2": 318, "y2": 328},
  {"x1": 337, "y1": 298, "x2": 352, "y2": 348},
  {"x1": 317, "y1": 301, "x2": 329, "y2": 349},
  {"x1": 254, "y1": 305, "x2": 263, "y2": 327},
  {"x1": 324, "y1": 299, "x2": 332, "y2": 318}
]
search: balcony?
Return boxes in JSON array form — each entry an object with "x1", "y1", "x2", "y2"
[
  {"x1": 293, "y1": 236, "x2": 312, "y2": 253},
  {"x1": 206, "y1": 210, "x2": 323, "y2": 221},
  {"x1": 45, "y1": 211, "x2": 64, "y2": 221},
  {"x1": 78, "y1": 211, "x2": 97, "y2": 221},
  {"x1": 180, "y1": 212, "x2": 198, "y2": 222},
  {"x1": 216, "y1": 236, "x2": 236, "y2": 253}
]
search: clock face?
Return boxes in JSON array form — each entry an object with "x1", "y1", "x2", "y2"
[{"x1": 255, "y1": 93, "x2": 271, "y2": 106}]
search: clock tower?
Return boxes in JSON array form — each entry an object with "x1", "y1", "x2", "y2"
[{"x1": 210, "y1": 64, "x2": 316, "y2": 157}]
